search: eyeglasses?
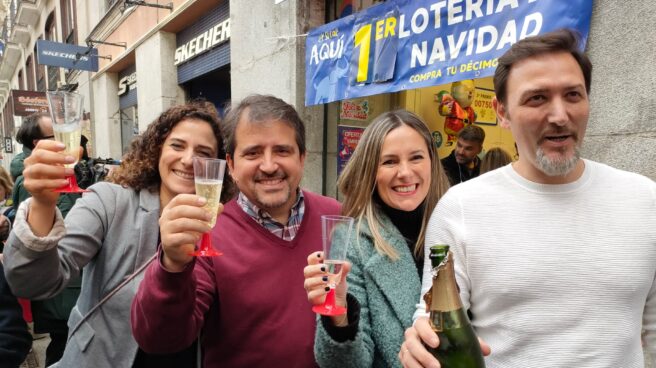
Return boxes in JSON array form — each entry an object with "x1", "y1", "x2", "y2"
[{"x1": 40, "y1": 135, "x2": 55, "y2": 140}]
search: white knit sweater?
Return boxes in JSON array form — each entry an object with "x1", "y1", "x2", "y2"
[{"x1": 415, "y1": 160, "x2": 656, "y2": 367}]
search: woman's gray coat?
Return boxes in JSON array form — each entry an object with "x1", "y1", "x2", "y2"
[{"x1": 4, "y1": 182, "x2": 160, "y2": 368}]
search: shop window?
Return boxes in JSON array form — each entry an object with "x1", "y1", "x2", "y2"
[
  {"x1": 25, "y1": 55, "x2": 36, "y2": 91},
  {"x1": 120, "y1": 106, "x2": 138, "y2": 154},
  {"x1": 35, "y1": 42, "x2": 46, "y2": 92},
  {"x1": 60, "y1": 0, "x2": 77, "y2": 45},
  {"x1": 328, "y1": 0, "x2": 386, "y2": 21},
  {"x1": 3, "y1": 99, "x2": 15, "y2": 140},
  {"x1": 45, "y1": 13, "x2": 59, "y2": 90},
  {"x1": 18, "y1": 70, "x2": 24, "y2": 90}
]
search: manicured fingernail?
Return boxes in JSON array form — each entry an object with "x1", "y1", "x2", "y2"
[
  {"x1": 320, "y1": 266, "x2": 326, "y2": 272},
  {"x1": 64, "y1": 155, "x2": 76, "y2": 163},
  {"x1": 324, "y1": 286, "x2": 330, "y2": 292},
  {"x1": 64, "y1": 168, "x2": 75, "y2": 175},
  {"x1": 198, "y1": 197, "x2": 207, "y2": 204},
  {"x1": 322, "y1": 276, "x2": 328, "y2": 282},
  {"x1": 55, "y1": 142, "x2": 65, "y2": 149}
]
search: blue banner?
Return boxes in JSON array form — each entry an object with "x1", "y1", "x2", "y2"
[
  {"x1": 36, "y1": 39, "x2": 99, "y2": 72},
  {"x1": 306, "y1": 0, "x2": 593, "y2": 106}
]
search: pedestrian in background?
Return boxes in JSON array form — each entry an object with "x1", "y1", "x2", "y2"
[
  {"x1": 10, "y1": 113, "x2": 51, "y2": 181},
  {"x1": 0, "y1": 262, "x2": 32, "y2": 368},
  {"x1": 479, "y1": 147, "x2": 513, "y2": 174},
  {"x1": 440, "y1": 125, "x2": 486, "y2": 185},
  {"x1": 0, "y1": 166, "x2": 14, "y2": 245},
  {"x1": 6, "y1": 112, "x2": 80, "y2": 366}
]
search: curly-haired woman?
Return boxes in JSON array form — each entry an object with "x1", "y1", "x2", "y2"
[{"x1": 3, "y1": 100, "x2": 231, "y2": 368}]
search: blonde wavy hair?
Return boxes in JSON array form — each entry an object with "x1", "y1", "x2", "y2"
[{"x1": 338, "y1": 110, "x2": 450, "y2": 260}]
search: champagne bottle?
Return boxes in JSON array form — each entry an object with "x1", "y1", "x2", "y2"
[{"x1": 423, "y1": 245, "x2": 486, "y2": 368}]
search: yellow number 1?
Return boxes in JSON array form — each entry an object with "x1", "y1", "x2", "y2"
[{"x1": 354, "y1": 24, "x2": 372, "y2": 83}]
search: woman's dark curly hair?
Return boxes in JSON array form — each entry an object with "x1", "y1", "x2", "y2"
[{"x1": 108, "y1": 100, "x2": 234, "y2": 201}]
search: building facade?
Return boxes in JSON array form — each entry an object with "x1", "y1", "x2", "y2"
[
  {"x1": 0, "y1": 0, "x2": 654, "y2": 195},
  {"x1": 0, "y1": 0, "x2": 85, "y2": 171},
  {"x1": 79, "y1": 0, "x2": 231, "y2": 159}
]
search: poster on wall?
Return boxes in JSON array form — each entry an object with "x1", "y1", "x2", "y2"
[
  {"x1": 337, "y1": 125, "x2": 365, "y2": 175},
  {"x1": 472, "y1": 87, "x2": 496, "y2": 125},
  {"x1": 305, "y1": 0, "x2": 593, "y2": 106}
]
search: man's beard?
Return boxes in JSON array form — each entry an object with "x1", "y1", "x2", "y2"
[
  {"x1": 535, "y1": 145, "x2": 581, "y2": 176},
  {"x1": 253, "y1": 170, "x2": 292, "y2": 210},
  {"x1": 255, "y1": 186, "x2": 292, "y2": 210}
]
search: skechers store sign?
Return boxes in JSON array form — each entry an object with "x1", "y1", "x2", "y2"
[
  {"x1": 36, "y1": 39, "x2": 99, "y2": 72},
  {"x1": 174, "y1": 19, "x2": 230, "y2": 66},
  {"x1": 118, "y1": 72, "x2": 137, "y2": 96},
  {"x1": 305, "y1": 0, "x2": 593, "y2": 105}
]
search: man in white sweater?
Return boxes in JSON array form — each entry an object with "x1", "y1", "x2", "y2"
[{"x1": 399, "y1": 29, "x2": 656, "y2": 367}]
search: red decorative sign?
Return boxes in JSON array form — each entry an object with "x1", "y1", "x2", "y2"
[
  {"x1": 340, "y1": 100, "x2": 369, "y2": 121},
  {"x1": 11, "y1": 90, "x2": 49, "y2": 117}
]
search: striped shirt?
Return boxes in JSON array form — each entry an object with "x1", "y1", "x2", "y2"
[{"x1": 236, "y1": 190, "x2": 305, "y2": 241}]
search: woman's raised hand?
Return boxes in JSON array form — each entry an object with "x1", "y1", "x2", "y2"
[
  {"x1": 303, "y1": 251, "x2": 351, "y2": 326},
  {"x1": 23, "y1": 140, "x2": 76, "y2": 207},
  {"x1": 159, "y1": 194, "x2": 223, "y2": 272}
]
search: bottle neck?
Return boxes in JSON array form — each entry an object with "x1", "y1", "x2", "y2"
[{"x1": 428, "y1": 252, "x2": 462, "y2": 312}]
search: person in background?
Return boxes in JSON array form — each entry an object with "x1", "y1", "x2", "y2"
[
  {"x1": 479, "y1": 147, "x2": 513, "y2": 175},
  {"x1": 131, "y1": 94, "x2": 341, "y2": 367},
  {"x1": 0, "y1": 262, "x2": 32, "y2": 368},
  {"x1": 400, "y1": 29, "x2": 656, "y2": 368},
  {"x1": 0, "y1": 166, "x2": 13, "y2": 245},
  {"x1": 7, "y1": 112, "x2": 80, "y2": 366},
  {"x1": 440, "y1": 124, "x2": 485, "y2": 185},
  {"x1": 10, "y1": 113, "x2": 52, "y2": 181},
  {"x1": 3, "y1": 100, "x2": 231, "y2": 367},
  {"x1": 303, "y1": 110, "x2": 450, "y2": 367}
]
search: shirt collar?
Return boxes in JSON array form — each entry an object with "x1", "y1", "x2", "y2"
[{"x1": 237, "y1": 189, "x2": 304, "y2": 223}]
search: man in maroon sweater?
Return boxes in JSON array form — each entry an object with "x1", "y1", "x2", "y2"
[{"x1": 131, "y1": 94, "x2": 341, "y2": 367}]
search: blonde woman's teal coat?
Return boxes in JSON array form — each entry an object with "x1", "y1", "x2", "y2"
[{"x1": 314, "y1": 214, "x2": 422, "y2": 368}]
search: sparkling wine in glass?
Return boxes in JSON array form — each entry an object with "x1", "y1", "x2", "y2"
[
  {"x1": 46, "y1": 91, "x2": 88, "y2": 193},
  {"x1": 190, "y1": 157, "x2": 226, "y2": 257},
  {"x1": 313, "y1": 215, "x2": 354, "y2": 316}
]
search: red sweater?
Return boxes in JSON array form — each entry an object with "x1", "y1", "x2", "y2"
[{"x1": 131, "y1": 190, "x2": 341, "y2": 367}]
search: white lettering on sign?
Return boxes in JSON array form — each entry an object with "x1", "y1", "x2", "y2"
[
  {"x1": 174, "y1": 19, "x2": 230, "y2": 66},
  {"x1": 118, "y1": 72, "x2": 137, "y2": 96},
  {"x1": 42, "y1": 50, "x2": 90, "y2": 62}
]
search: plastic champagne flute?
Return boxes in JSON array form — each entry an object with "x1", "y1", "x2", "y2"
[
  {"x1": 313, "y1": 215, "x2": 354, "y2": 316},
  {"x1": 46, "y1": 91, "x2": 88, "y2": 193},
  {"x1": 189, "y1": 157, "x2": 226, "y2": 257}
]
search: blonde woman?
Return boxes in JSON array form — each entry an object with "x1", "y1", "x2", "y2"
[
  {"x1": 303, "y1": 110, "x2": 450, "y2": 367},
  {"x1": 0, "y1": 166, "x2": 13, "y2": 245},
  {"x1": 480, "y1": 147, "x2": 513, "y2": 174}
]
